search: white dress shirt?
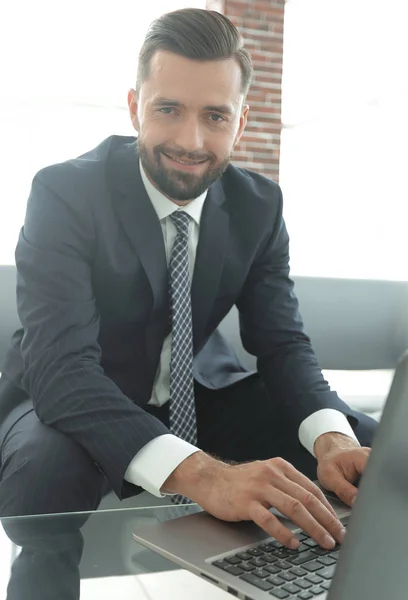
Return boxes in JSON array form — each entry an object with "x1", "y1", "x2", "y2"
[{"x1": 124, "y1": 163, "x2": 359, "y2": 497}]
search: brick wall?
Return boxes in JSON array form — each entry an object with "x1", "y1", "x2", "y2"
[{"x1": 206, "y1": 0, "x2": 285, "y2": 182}]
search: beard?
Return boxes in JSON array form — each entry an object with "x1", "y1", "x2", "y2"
[{"x1": 137, "y1": 138, "x2": 232, "y2": 202}]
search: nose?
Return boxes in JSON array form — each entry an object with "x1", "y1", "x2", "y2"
[{"x1": 172, "y1": 114, "x2": 204, "y2": 154}]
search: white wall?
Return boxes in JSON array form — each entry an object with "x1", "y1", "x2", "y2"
[{"x1": 280, "y1": 0, "x2": 408, "y2": 280}]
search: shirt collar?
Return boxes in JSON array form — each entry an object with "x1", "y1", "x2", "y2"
[{"x1": 140, "y1": 161, "x2": 208, "y2": 225}]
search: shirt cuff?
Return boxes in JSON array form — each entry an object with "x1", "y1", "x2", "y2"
[
  {"x1": 124, "y1": 434, "x2": 201, "y2": 497},
  {"x1": 298, "y1": 408, "x2": 360, "y2": 458}
]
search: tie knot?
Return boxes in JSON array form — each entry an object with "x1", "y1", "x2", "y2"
[{"x1": 171, "y1": 211, "x2": 190, "y2": 237}]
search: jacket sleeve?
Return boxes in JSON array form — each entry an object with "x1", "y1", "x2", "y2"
[
  {"x1": 236, "y1": 185, "x2": 358, "y2": 433},
  {"x1": 15, "y1": 172, "x2": 170, "y2": 497}
]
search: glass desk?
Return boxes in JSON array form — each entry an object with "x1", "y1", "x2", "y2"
[{"x1": 0, "y1": 501, "x2": 229, "y2": 600}]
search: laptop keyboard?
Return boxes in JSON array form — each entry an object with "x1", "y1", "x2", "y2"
[{"x1": 211, "y1": 523, "x2": 348, "y2": 599}]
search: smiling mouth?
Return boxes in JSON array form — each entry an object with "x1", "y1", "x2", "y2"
[{"x1": 162, "y1": 153, "x2": 208, "y2": 166}]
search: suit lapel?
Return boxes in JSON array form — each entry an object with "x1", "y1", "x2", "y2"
[
  {"x1": 107, "y1": 141, "x2": 168, "y2": 315},
  {"x1": 107, "y1": 140, "x2": 168, "y2": 373},
  {"x1": 191, "y1": 178, "x2": 229, "y2": 351}
]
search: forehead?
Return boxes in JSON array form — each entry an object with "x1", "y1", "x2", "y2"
[{"x1": 140, "y1": 50, "x2": 243, "y2": 109}]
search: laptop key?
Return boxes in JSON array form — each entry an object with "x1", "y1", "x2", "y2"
[
  {"x1": 318, "y1": 565, "x2": 337, "y2": 580},
  {"x1": 254, "y1": 569, "x2": 271, "y2": 579},
  {"x1": 240, "y1": 563, "x2": 255, "y2": 572},
  {"x1": 321, "y1": 581, "x2": 331, "y2": 591},
  {"x1": 236, "y1": 552, "x2": 252, "y2": 561},
  {"x1": 296, "y1": 533, "x2": 308, "y2": 542},
  {"x1": 225, "y1": 565, "x2": 244, "y2": 576},
  {"x1": 225, "y1": 556, "x2": 242, "y2": 565},
  {"x1": 296, "y1": 579, "x2": 312, "y2": 589},
  {"x1": 269, "y1": 540, "x2": 284, "y2": 549},
  {"x1": 259, "y1": 543, "x2": 275, "y2": 553},
  {"x1": 304, "y1": 539, "x2": 318, "y2": 548},
  {"x1": 297, "y1": 592, "x2": 313, "y2": 600},
  {"x1": 269, "y1": 589, "x2": 290, "y2": 599},
  {"x1": 212, "y1": 560, "x2": 230, "y2": 571},
  {"x1": 282, "y1": 583, "x2": 302, "y2": 594},
  {"x1": 265, "y1": 565, "x2": 281, "y2": 575},
  {"x1": 250, "y1": 557, "x2": 267, "y2": 568},
  {"x1": 311, "y1": 586, "x2": 325, "y2": 595},
  {"x1": 264, "y1": 555, "x2": 279, "y2": 564},
  {"x1": 275, "y1": 560, "x2": 292, "y2": 570},
  {"x1": 317, "y1": 555, "x2": 337, "y2": 566},
  {"x1": 289, "y1": 550, "x2": 318, "y2": 565},
  {"x1": 290, "y1": 567, "x2": 308, "y2": 577},
  {"x1": 303, "y1": 560, "x2": 324, "y2": 572},
  {"x1": 281, "y1": 571, "x2": 296, "y2": 582},
  {"x1": 247, "y1": 548, "x2": 264, "y2": 557},
  {"x1": 311, "y1": 547, "x2": 329, "y2": 556},
  {"x1": 268, "y1": 576, "x2": 286, "y2": 586},
  {"x1": 305, "y1": 574, "x2": 324, "y2": 585},
  {"x1": 271, "y1": 549, "x2": 291, "y2": 560},
  {"x1": 286, "y1": 543, "x2": 310, "y2": 555},
  {"x1": 240, "y1": 573, "x2": 274, "y2": 591}
]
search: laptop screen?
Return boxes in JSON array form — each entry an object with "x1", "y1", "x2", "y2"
[{"x1": 328, "y1": 351, "x2": 408, "y2": 600}]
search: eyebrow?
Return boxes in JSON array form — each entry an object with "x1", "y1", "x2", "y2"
[{"x1": 152, "y1": 97, "x2": 234, "y2": 115}]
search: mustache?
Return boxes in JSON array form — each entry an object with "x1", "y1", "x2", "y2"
[{"x1": 155, "y1": 146, "x2": 213, "y2": 163}]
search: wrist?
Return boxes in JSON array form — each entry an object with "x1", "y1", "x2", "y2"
[
  {"x1": 314, "y1": 432, "x2": 359, "y2": 462},
  {"x1": 162, "y1": 451, "x2": 226, "y2": 500}
]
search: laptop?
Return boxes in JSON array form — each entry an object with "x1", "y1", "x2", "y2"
[{"x1": 133, "y1": 351, "x2": 408, "y2": 600}]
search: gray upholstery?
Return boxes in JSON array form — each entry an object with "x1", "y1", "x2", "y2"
[
  {"x1": 219, "y1": 276, "x2": 408, "y2": 372},
  {"x1": 217, "y1": 277, "x2": 408, "y2": 423}
]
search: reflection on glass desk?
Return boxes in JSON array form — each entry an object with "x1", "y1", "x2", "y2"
[{"x1": 0, "y1": 502, "x2": 204, "y2": 600}]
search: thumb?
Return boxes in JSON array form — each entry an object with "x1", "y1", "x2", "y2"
[
  {"x1": 351, "y1": 447, "x2": 371, "y2": 475},
  {"x1": 331, "y1": 449, "x2": 371, "y2": 506},
  {"x1": 329, "y1": 469, "x2": 358, "y2": 507}
]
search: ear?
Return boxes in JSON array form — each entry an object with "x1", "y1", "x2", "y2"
[
  {"x1": 128, "y1": 89, "x2": 140, "y2": 132},
  {"x1": 234, "y1": 104, "x2": 249, "y2": 147}
]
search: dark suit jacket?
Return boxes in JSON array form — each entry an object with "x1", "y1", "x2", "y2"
[{"x1": 0, "y1": 135, "x2": 356, "y2": 497}]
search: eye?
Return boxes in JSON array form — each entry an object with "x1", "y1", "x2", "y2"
[
  {"x1": 158, "y1": 107, "x2": 176, "y2": 114},
  {"x1": 209, "y1": 113, "x2": 224, "y2": 122}
]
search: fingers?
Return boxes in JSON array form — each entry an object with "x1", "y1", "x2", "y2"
[
  {"x1": 274, "y1": 473, "x2": 346, "y2": 545},
  {"x1": 217, "y1": 453, "x2": 372, "y2": 550},
  {"x1": 265, "y1": 485, "x2": 342, "y2": 549},
  {"x1": 283, "y1": 462, "x2": 339, "y2": 520},
  {"x1": 249, "y1": 503, "x2": 300, "y2": 550}
]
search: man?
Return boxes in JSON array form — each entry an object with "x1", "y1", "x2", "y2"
[{"x1": 0, "y1": 7, "x2": 376, "y2": 600}]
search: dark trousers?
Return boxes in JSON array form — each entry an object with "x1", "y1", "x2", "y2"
[{"x1": 0, "y1": 375, "x2": 377, "y2": 600}]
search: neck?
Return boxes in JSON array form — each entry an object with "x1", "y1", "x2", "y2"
[{"x1": 171, "y1": 199, "x2": 191, "y2": 206}]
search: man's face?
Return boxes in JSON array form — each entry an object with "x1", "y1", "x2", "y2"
[{"x1": 128, "y1": 51, "x2": 248, "y2": 202}]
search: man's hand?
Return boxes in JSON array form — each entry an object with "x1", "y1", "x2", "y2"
[
  {"x1": 315, "y1": 432, "x2": 371, "y2": 507},
  {"x1": 163, "y1": 451, "x2": 346, "y2": 551}
]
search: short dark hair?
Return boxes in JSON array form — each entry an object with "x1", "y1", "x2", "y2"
[{"x1": 136, "y1": 8, "x2": 253, "y2": 97}]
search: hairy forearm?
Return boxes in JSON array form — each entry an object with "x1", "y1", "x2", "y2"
[
  {"x1": 162, "y1": 451, "x2": 229, "y2": 500},
  {"x1": 314, "y1": 432, "x2": 360, "y2": 462}
]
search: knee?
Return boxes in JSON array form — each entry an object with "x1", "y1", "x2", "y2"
[{"x1": 0, "y1": 423, "x2": 105, "y2": 519}]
